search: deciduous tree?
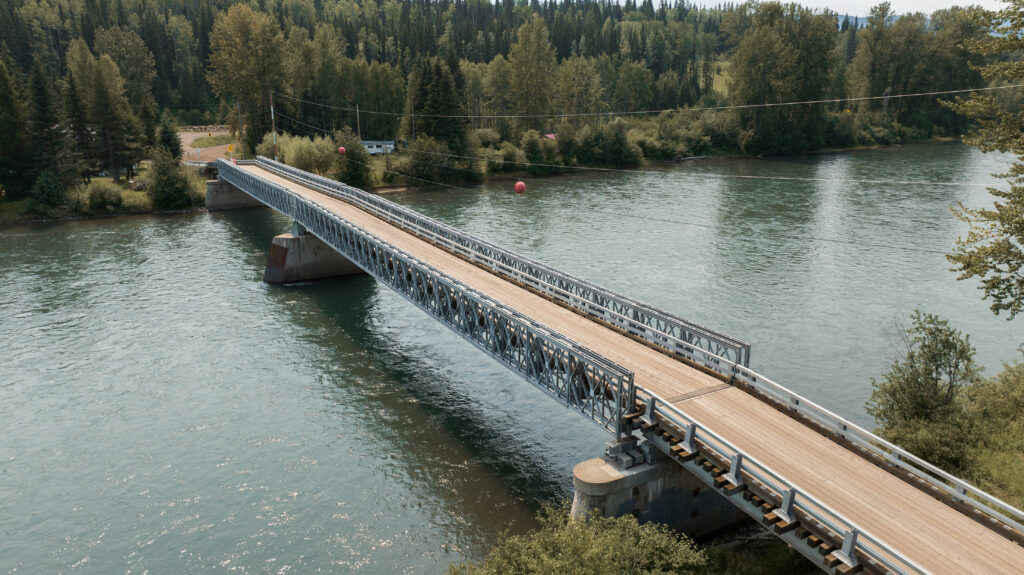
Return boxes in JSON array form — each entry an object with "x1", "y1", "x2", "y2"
[
  {"x1": 509, "y1": 15, "x2": 557, "y2": 128},
  {"x1": 946, "y1": 0, "x2": 1024, "y2": 318},
  {"x1": 207, "y1": 4, "x2": 285, "y2": 153},
  {"x1": 866, "y1": 312, "x2": 979, "y2": 471}
]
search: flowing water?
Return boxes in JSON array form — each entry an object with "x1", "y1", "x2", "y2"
[{"x1": 1, "y1": 142, "x2": 1020, "y2": 573}]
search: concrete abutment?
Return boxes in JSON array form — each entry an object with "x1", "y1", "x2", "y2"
[
  {"x1": 205, "y1": 178, "x2": 263, "y2": 210},
  {"x1": 263, "y1": 224, "x2": 366, "y2": 284},
  {"x1": 571, "y1": 457, "x2": 748, "y2": 537}
]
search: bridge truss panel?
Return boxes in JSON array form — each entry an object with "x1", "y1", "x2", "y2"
[
  {"x1": 218, "y1": 160, "x2": 636, "y2": 437},
  {"x1": 250, "y1": 157, "x2": 1024, "y2": 543},
  {"x1": 253, "y1": 157, "x2": 751, "y2": 368}
]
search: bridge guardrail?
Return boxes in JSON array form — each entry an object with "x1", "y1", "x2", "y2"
[
  {"x1": 721, "y1": 361, "x2": 1024, "y2": 537},
  {"x1": 253, "y1": 157, "x2": 751, "y2": 368},
  {"x1": 641, "y1": 390, "x2": 930, "y2": 575},
  {"x1": 252, "y1": 156, "x2": 1024, "y2": 539},
  {"x1": 219, "y1": 159, "x2": 636, "y2": 437}
]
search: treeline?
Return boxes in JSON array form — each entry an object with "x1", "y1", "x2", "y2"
[{"x1": 0, "y1": 0, "x2": 1001, "y2": 197}]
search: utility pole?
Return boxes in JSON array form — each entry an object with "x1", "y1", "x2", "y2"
[
  {"x1": 270, "y1": 91, "x2": 278, "y2": 161},
  {"x1": 356, "y1": 104, "x2": 361, "y2": 139}
]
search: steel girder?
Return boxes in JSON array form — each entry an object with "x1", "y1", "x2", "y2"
[
  {"x1": 253, "y1": 157, "x2": 751, "y2": 368},
  {"x1": 218, "y1": 160, "x2": 636, "y2": 436}
]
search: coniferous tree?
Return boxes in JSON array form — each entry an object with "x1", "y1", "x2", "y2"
[
  {"x1": 0, "y1": 56, "x2": 29, "y2": 198},
  {"x1": 157, "y1": 118, "x2": 183, "y2": 160},
  {"x1": 90, "y1": 55, "x2": 138, "y2": 182},
  {"x1": 27, "y1": 61, "x2": 63, "y2": 182},
  {"x1": 64, "y1": 74, "x2": 93, "y2": 181}
]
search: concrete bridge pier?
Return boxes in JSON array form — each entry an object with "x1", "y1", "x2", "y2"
[
  {"x1": 264, "y1": 222, "x2": 366, "y2": 284},
  {"x1": 206, "y1": 178, "x2": 263, "y2": 210},
  {"x1": 571, "y1": 441, "x2": 748, "y2": 538}
]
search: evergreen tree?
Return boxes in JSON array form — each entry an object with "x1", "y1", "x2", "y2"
[
  {"x1": 90, "y1": 55, "x2": 138, "y2": 183},
  {"x1": 29, "y1": 169, "x2": 65, "y2": 208},
  {"x1": 149, "y1": 150, "x2": 196, "y2": 210},
  {"x1": 64, "y1": 74, "x2": 93, "y2": 181},
  {"x1": 403, "y1": 57, "x2": 469, "y2": 154},
  {"x1": 157, "y1": 118, "x2": 183, "y2": 160},
  {"x1": 27, "y1": 61, "x2": 63, "y2": 182},
  {"x1": 0, "y1": 56, "x2": 29, "y2": 198}
]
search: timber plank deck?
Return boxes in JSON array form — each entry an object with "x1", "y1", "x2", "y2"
[{"x1": 243, "y1": 165, "x2": 1024, "y2": 574}]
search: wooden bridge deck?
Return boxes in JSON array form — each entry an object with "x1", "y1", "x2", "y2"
[{"x1": 243, "y1": 164, "x2": 1024, "y2": 574}]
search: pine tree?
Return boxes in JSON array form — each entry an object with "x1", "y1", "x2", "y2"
[
  {"x1": 0, "y1": 55, "x2": 29, "y2": 199},
  {"x1": 27, "y1": 61, "x2": 63, "y2": 181},
  {"x1": 90, "y1": 55, "x2": 137, "y2": 183},
  {"x1": 157, "y1": 118, "x2": 183, "y2": 160},
  {"x1": 64, "y1": 74, "x2": 93, "y2": 181}
]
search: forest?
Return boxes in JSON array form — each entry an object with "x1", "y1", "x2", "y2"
[{"x1": 0, "y1": 0, "x2": 1011, "y2": 197}]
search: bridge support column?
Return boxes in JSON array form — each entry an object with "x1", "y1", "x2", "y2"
[
  {"x1": 264, "y1": 223, "x2": 365, "y2": 284},
  {"x1": 206, "y1": 178, "x2": 263, "y2": 210},
  {"x1": 571, "y1": 457, "x2": 748, "y2": 538}
]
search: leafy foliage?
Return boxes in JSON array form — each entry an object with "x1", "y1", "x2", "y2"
[
  {"x1": 29, "y1": 170, "x2": 65, "y2": 208},
  {"x1": 149, "y1": 151, "x2": 197, "y2": 210},
  {"x1": 448, "y1": 502, "x2": 706, "y2": 575},
  {"x1": 866, "y1": 311, "x2": 979, "y2": 471},
  {"x1": 87, "y1": 181, "x2": 124, "y2": 212},
  {"x1": 945, "y1": 0, "x2": 1024, "y2": 319}
]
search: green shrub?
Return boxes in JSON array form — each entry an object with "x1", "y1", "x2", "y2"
[
  {"x1": 448, "y1": 502, "x2": 706, "y2": 575},
  {"x1": 474, "y1": 128, "x2": 501, "y2": 148},
  {"x1": 30, "y1": 170, "x2": 65, "y2": 208},
  {"x1": 149, "y1": 151, "x2": 198, "y2": 210},
  {"x1": 520, "y1": 130, "x2": 561, "y2": 174},
  {"x1": 483, "y1": 142, "x2": 525, "y2": 173},
  {"x1": 87, "y1": 182, "x2": 124, "y2": 212},
  {"x1": 66, "y1": 187, "x2": 89, "y2": 213},
  {"x1": 329, "y1": 129, "x2": 373, "y2": 190}
]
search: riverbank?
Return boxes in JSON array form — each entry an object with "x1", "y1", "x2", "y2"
[{"x1": 0, "y1": 138, "x2": 972, "y2": 226}]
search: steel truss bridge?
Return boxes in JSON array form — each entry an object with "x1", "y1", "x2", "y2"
[{"x1": 217, "y1": 157, "x2": 1024, "y2": 575}]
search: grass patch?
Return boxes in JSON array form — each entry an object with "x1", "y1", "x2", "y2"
[
  {"x1": 191, "y1": 134, "x2": 235, "y2": 148},
  {"x1": 0, "y1": 198, "x2": 32, "y2": 223}
]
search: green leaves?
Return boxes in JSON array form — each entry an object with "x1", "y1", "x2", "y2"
[
  {"x1": 946, "y1": 0, "x2": 1024, "y2": 319},
  {"x1": 449, "y1": 502, "x2": 707, "y2": 575},
  {"x1": 866, "y1": 311, "x2": 979, "y2": 472}
]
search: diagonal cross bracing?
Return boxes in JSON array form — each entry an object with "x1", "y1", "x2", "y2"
[
  {"x1": 219, "y1": 161, "x2": 636, "y2": 437},
  {"x1": 253, "y1": 157, "x2": 751, "y2": 368},
  {"x1": 217, "y1": 159, "x2": 1024, "y2": 575}
]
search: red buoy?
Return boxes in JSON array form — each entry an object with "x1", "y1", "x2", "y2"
[
  {"x1": 338, "y1": 146, "x2": 346, "y2": 155},
  {"x1": 514, "y1": 181, "x2": 526, "y2": 194}
]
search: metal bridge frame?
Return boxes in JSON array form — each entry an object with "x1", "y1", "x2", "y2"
[
  {"x1": 217, "y1": 159, "x2": 1024, "y2": 575},
  {"x1": 253, "y1": 157, "x2": 752, "y2": 367},
  {"x1": 249, "y1": 156, "x2": 1024, "y2": 546},
  {"x1": 219, "y1": 160, "x2": 636, "y2": 437}
]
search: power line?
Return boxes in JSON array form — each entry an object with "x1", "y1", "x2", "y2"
[
  {"x1": 275, "y1": 102, "x2": 1001, "y2": 188},
  {"x1": 394, "y1": 146, "x2": 999, "y2": 187},
  {"x1": 270, "y1": 112, "x2": 955, "y2": 256},
  {"x1": 271, "y1": 83, "x2": 1024, "y2": 120}
]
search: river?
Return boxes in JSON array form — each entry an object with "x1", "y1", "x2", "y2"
[{"x1": 1, "y1": 142, "x2": 1019, "y2": 573}]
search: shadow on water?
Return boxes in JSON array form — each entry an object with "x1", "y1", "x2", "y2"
[{"x1": 212, "y1": 208, "x2": 565, "y2": 527}]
